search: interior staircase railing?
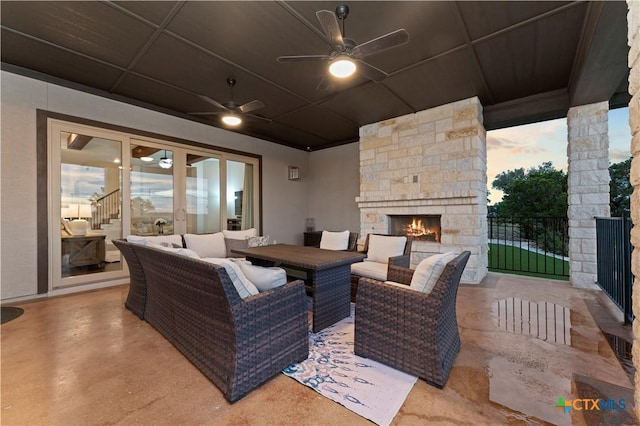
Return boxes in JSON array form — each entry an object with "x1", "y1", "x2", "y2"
[{"x1": 92, "y1": 189, "x2": 120, "y2": 230}]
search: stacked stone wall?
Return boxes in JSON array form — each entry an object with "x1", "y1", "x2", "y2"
[
  {"x1": 566, "y1": 102, "x2": 610, "y2": 289},
  {"x1": 357, "y1": 97, "x2": 488, "y2": 284},
  {"x1": 627, "y1": 0, "x2": 640, "y2": 419}
]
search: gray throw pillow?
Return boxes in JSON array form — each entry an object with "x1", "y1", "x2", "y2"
[{"x1": 225, "y1": 238, "x2": 249, "y2": 257}]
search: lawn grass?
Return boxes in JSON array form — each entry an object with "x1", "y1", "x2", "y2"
[{"x1": 488, "y1": 243, "x2": 570, "y2": 281}]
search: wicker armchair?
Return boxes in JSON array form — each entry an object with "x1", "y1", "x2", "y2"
[
  {"x1": 112, "y1": 239, "x2": 146, "y2": 319},
  {"x1": 354, "y1": 251, "x2": 470, "y2": 388},
  {"x1": 349, "y1": 234, "x2": 413, "y2": 302},
  {"x1": 118, "y1": 241, "x2": 309, "y2": 403}
]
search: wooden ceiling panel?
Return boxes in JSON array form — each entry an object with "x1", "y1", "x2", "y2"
[
  {"x1": 130, "y1": 33, "x2": 306, "y2": 118},
  {"x1": 0, "y1": 1, "x2": 628, "y2": 150},
  {"x1": 112, "y1": 1, "x2": 182, "y2": 26},
  {"x1": 473, "y1": 5, "x2": 586, "y2": 104},
  {"x1": 457, "y1": 1, "x2": 574, "y2": 41},
  {"x1": 0, "y1": 1, "x2": 155, "y2": 68},
  {"x1": 320, "y1": 83, "x2": 414, "y2": 126},
  {"x1": 384, "y1": 48, "x2": 489, "y2": 111},
  {"x1": 277, "y1": 105, "x2": 360, "y2": 147},
  {"x1": 1, "y1": 29, "x2": 123, "y2": 91}
]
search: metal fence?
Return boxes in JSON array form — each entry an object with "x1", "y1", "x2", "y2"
[
  {"x1": 488, "y1": 216, "x2": 569, "y2": 278},
  {"x1": 595, "y1": 217, "x2": 633, "y2": 324}
]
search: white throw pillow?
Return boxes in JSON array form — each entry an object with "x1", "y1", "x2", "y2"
[
  {"x1": 183, "y1": 233, "x2": 227, "y2": 258},
  {"x1": 222, "y1": 228, "x2": 258, "y2": 240},
  {"x1": 319, "y1": 230, "x2": 350, "y2": 250},
  {"x1": 366, "y1": 235, "x2": 407, "y2": 263},
  {"x1": 126, "y1": 234, "x2": 183, "y2": 247},
  {"x1": 144, "y1": 242, "x2": 200, "y2": 259},
  {"x1": 410, "y1": 252, "x2": 458, "y2": 294},
  {"x1": 233, "y1": 260, "x2": 287, "y2": 292},
  {"x1": 201, "y1": 258, "x2": 259, "y2": 299}
]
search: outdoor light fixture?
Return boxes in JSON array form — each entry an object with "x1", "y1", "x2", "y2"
[
  {"x1": 329, "y1": 57, "x2": 356, "y2": 78},
  {"x1": 221, "y1": 114, "x2": 242, "y2": 126},
  {"x1": 159, "y1": 150, "x2": 173, "y2": 169}
]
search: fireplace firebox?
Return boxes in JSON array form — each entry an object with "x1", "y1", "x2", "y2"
[{"x1": 388, "y1": 215, "x2": 441, "y2": 242}]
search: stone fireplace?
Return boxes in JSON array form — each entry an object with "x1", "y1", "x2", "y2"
[{"x1": 356, "y1": 97, "x2": 488, "y2": 284}]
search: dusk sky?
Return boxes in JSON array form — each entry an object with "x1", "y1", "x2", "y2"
[{"x1": 486, "y1": 107, "x2": 631, "y2": 205}]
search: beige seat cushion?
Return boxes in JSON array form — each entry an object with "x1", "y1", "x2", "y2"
[
  {"x1": 366, "y1": 235, "x2": 407, "y2": 263},
  {"x1": 410, "y1": 252, "x2": 458, "y2": 294},
  {"x1": 320, "y1": 230, "x2": 350, "y2": 250},
  {"x1": 350, "y1": 260, "x2": 388, "y2": 281},
  {"x1": 184, "y1": 232, "x2": 227, "y2": 258}
]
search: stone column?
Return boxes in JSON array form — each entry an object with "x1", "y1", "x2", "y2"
[
  {"x1": 567, "y1": 101, "x2": 610, "y2": 289},
  {"x1": 627, "y1": 0, "x2": 640, "y2": 419}
]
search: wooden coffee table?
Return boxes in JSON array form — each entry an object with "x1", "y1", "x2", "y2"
[{"x1": 232, "y1": 244, "x2": 365, "y2": 332}]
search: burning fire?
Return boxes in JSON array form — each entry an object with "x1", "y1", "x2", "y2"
[{"x1": 404, "y1": 218, "x2": 438, "y2": 241}]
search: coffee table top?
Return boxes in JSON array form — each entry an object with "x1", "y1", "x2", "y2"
[{"x1": 232, "y1": 244, "x2": 365, "y2": 271}]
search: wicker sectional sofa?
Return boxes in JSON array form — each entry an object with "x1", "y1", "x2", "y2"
[{"x1": 112, "y1": 239, "x2": 309, "y2": 403}]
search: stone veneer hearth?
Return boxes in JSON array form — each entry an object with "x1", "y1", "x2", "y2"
[{"x1": 356, "y1": 96, "x2": 488, "y2": 284}]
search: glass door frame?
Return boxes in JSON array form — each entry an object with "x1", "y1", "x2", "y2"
[
  {"x1": 48, "y1": 119, "x2": 130, "y2": 290},
  {"x1": 46, "y1": 117, "x2": 262, "y2": 292}
]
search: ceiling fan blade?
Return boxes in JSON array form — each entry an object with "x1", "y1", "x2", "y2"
[
  {"x1": 356, "y1": 60, "x2": 388, "y2": 83},
  {"x1": 238, "y1": 100, "x2": 264, "y2": 114},
  {"x1": 277, "y1": 54, "x2": 332, "y2": 62},
  {"x1": 316, "y1": 10, "x2": 344, "y2": 48},
  {"x1": 316, "y1": 76, "x2": 331, "y2": 91},
  {"x1": 351, "y1": 29, "x2": 410, "y2": 58},
  {"x1": 198, "y1": 94, "x2": 228, "y2": 111}
]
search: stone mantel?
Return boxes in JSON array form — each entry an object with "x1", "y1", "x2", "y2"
[{"x1": 356, "y1": 191, "x2": 480, "y2": 208}]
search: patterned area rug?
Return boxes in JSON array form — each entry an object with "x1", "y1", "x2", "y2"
[{"x1": 283, "y1": 308, "x2": 417, "y2": 426}]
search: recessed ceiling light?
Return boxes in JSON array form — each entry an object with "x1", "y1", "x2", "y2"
[{"x1": 140, "y1": 156, "x2": 153, "y2": 162}]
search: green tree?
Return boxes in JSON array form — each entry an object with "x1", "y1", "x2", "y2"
[
  {"x1": 130, "y1": 196, "x2": 155, "y2": 216},
  {"x1": 609, "y1": 157, "x2": 632, "y2": 217},
  {"x1": 492, "y1": 161, "x2": 568, "y2": 218}
]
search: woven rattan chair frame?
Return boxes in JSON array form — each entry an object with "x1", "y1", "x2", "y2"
[
  {"x1": 117, "y1": 241, "x2": 309, "y2": 403},
  {"x1": 112, "y1": 239, "x2": 147, "y2": 319},
  {"x1": 349, "y1": 234, "x2": 413, "y2": 302},
  {"x1": 354, "y1": 251, "x2": 470, "y2": 388}
]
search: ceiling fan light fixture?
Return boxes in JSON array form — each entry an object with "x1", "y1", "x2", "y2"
[
  {"x1": 158, "y1": 150, "x2": 173, "y2": 169},
  {"x1": 222, "y1": 114, "x2": 242, "y2": 126},
  {"x1": 329, "y1": 57, "x2": 356, "y2": 78}
]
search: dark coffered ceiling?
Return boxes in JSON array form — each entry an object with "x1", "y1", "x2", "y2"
[{"x1": 0, "y1": 1, "x2": 630, "y2": 151}]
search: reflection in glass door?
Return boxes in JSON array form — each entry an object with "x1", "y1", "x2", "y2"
[
  {"x1": 130, "y1": 143, "x2": 175, "y2": 236},
  {"x1": 185, "y1": 152, "x2": 221, "y2": 234},
  {"x1": 59, "y1": 131, "x2": 123, "y2": 280},
  {"x1": 226, "y1": 160, "x2": 254, "y2": 230}
]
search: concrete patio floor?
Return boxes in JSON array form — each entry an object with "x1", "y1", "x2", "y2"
[{"x1": 1, "y1": 272, "x2": 635, "y2": 425}]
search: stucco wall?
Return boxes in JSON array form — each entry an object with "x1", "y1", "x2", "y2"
[{"x1": 307, "y1": 142, "x2": 360, "y2": 234}]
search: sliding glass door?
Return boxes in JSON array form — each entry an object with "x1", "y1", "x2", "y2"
[
  {"x1": 50, "y1": 122, "x2": 125, "y2": 289},
  {"x1": 130, "y1": 142, "x2": 176, "y2": 236},
  {"x1": 48, "y1": 119, "x2": 260, "y2": 291}
]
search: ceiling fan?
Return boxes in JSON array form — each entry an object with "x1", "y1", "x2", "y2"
[
  {"x1": 277, "y1": 4, "x2": 409, "y2": 90},
  {"x1": 189, "y1": 78, "x2": 271, "y2": 126}
]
